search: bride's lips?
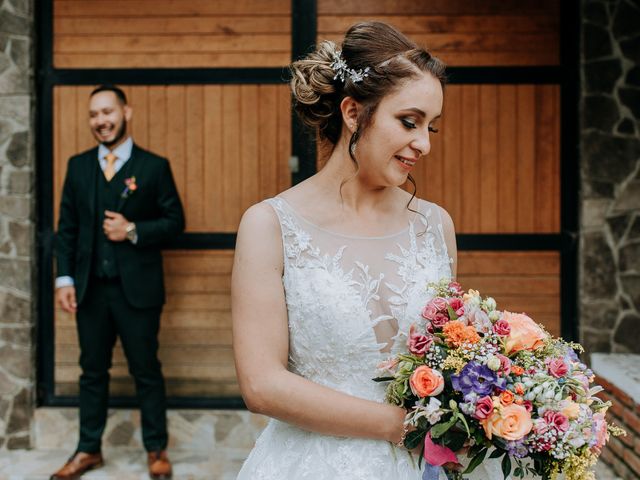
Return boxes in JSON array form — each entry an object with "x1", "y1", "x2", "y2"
[{"x1": 394, "y1": 155, "x2": 417, "y2": 170}]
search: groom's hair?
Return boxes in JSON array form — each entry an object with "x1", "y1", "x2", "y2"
[{"x1": 90, "y1": 84, "x2": 128, "y2": 105}]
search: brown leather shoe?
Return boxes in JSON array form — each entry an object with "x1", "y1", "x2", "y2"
[
  {"x1": 50, "y1": 452, "x2": 103, "y2": 480},
  {"x1": 148, "y1": 450, "x2": 172, "y2": 479}
]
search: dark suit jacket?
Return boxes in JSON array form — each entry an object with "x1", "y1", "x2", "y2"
[{"x1": 56, "y1": 143, "x2": 185, "y2": 308}]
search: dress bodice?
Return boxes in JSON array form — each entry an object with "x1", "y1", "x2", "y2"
[{"x1": 266, "y1": 196, "x2": 453, "y2": 401}]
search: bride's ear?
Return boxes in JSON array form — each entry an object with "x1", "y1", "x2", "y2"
[{"x1": 339, "y1": 97, "x2": 361, "y2": 134}]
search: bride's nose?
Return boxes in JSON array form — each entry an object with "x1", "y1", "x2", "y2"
[{"x1": 411, "y1": 134, "x2": 431, "y2": 157}]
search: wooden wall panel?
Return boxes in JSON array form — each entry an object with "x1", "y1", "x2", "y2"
[
  {"x1": 53, "y1": 84, "x2": 292, "y2": 232},
  {"x1": 457, "y1": 251, "x2": 561, "y2": 337},
  {"x1": 53, "y1": 0, "x2": 291, "y2": 68},
  {"x1": 317, "y1": 0, "x2": 560, "y2": 66},
  {"x1": 54, "y1": 250, "x2": 560, "y2": 396},
  {"x1": 410, "y1": 84, "x2": 560, "y2": 234},
  {"x1": 54, "y1": 250, "x2": 239, "y2": 397}
]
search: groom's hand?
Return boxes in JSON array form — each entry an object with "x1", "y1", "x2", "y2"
[
  {"x1": 103, "y1": 210, "x2": 129, "y2": 241},
  {"x1": 56, "y1": 285, "x2": 77, "y2": 313}
]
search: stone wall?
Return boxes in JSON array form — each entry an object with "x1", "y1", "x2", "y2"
[
  {"x1": 0, "y1": 0, "x2": 36, "y2": 449},
  {"x1": 580, "y1": 0, "x2": 640, "y2": 354}
]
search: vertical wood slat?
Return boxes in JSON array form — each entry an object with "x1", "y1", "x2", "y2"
[
  {"x1": 204, "y1": 85, "x2": 223, "y2": 230},
  {"x1": 52, "y1": 85, "x2": 292, "y2": 233},
  {"x1": 479, "y1": 85, "x2": 498, "y2": 232},
  {"x1": 497, "y1": 86, "x2": 518, "y2": 232},
  {"x1": 516, "y1": 86, "x2": 535, "y2": 232}
]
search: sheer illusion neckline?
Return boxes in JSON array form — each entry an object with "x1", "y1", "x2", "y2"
[{"x1": 275, "y1": 196, "x2": 419, "y2": 240}]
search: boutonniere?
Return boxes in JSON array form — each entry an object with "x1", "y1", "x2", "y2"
[{"x1": 121, "y1": 176, "x2": 138, "y2": 199}]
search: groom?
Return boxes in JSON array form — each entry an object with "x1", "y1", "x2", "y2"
[{"x1": 52, "y1": 85, "x2": 184, "y2": 480}]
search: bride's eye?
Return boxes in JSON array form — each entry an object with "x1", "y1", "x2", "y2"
[
  {"x1": 401, "y1": 118, "x2": 416, "y2": 129},
  {"x1": 428, "y1": 125, "x2": 439, "y2": 133}
]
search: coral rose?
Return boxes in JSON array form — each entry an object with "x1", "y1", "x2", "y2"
[
  {"x1": 480, "y1": 404, "x2": 533, "y2": 441},
  {"x1": 500, "y1": 390, "x2": 515, "y2": 406},
  {"x1": 502, "y1": 312, "x2": 547, "y2": 354},
  {"x1": 409, "y1": 366, "x2": 445, "y2": 398}
]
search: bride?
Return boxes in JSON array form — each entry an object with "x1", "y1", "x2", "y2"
[{"x1": 232, "y1": 21, "x2": 522, "y2": 480}]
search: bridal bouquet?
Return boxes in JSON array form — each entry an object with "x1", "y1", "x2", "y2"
[{"x1": 375, "y1": 280, "x2": 625, "y2": 480}]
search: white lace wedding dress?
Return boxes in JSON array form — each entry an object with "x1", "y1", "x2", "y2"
[{"x1": 236, "y1": 196, "x2": 512, "y2": 480}]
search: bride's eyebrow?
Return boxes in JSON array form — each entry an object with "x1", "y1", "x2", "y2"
[{"x1": 398, "y1": 107, "x2": 441, "y2": 120}]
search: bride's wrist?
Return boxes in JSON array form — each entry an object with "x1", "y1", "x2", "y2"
[{"x1": 386, "y1": 406, "x2": 409, "y2": 444}]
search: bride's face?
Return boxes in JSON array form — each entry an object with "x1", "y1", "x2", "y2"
[{"x1": 355, "y1": 72, "x2": 443, "y2": 187}]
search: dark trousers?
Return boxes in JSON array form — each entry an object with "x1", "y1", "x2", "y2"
[{"x1": 76, "y1": 276, "x2": 168, "y2": 453}]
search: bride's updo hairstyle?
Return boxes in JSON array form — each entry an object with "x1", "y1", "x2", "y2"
[{"x1": 290, "y1": 21, "x2": 446, "y2": 159}]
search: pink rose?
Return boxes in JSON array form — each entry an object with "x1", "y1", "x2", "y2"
[
  {"x1": 546, "y1": 358, "x2": 569, "y2": 378},
  {"x1": 492, "y1": 319, "x2": 511, "y2": 336},
  {"x1": 421, "y1": 304, "x2": 439, "y2": 321},
  {"x1": 407, "y1": 325, "x2": 433, "y2": 356},
  {"x1": 533, "y1": 418, "x2": 549, "y2": 435},
  {"x1": 448, "y1": 282, "x2": 464, "y2": 295},
  {"x1": 496, "y1": 354, "x2": 512, "y2": 376},
  {"x1": 544, "y1": 411, "x2": 569, "y2": 432},
  {"x1": 473, "y1": 396, "x2": 494, "y2": 420},
  {"x1": 431, "y1": 312, "x2": 450, "y2": 328},
  {"x1": 591, "y1": 412, "x2": 609, "y2": 453},
  {"x1": 522, "y1": 400, "x2": 533, "y2": 413},
  {"x1": 431, "y1": 297, "x2": 447, "y2": 311},
  {"x1": 448, "y1": 298, "x2": 464, "y2": 311}
]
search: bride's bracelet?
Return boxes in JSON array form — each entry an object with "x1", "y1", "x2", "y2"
[{"x1": 395, "y1": 422, "x2": 410, "y2": 448}]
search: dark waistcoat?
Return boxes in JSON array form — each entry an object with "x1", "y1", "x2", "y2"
[{"x1": 92, "y1": 163, "x2": 131, "y2": 278}]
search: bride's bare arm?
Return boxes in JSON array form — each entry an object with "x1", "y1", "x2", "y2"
[{"x1": 232, "y1": 202, "x2": 406, "y2": 443}]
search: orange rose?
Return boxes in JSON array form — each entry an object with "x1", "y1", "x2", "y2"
[
  {"x1": 502, "y1": 312, "x2": 547, "y2": 354},
  {"x1": 514, "y1": 383, "x2": 525, "y2": 395},
  {"x1": 409, "y1": 366, "x2": 445, "y2": 398},
  {"x1": 480, "y1": 404, "x2": 533, "y2": 441},
  {"x1": 500, "y1": 390, "x2": 515, "y2": 406},
  {"x1": 511, "y1": 365, "x2": 525, "y2": 376}
]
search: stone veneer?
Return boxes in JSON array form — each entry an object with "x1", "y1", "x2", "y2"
[
  {"x1": 580, "y1": 0, "x2": 640, "y2": 354},
  {"x1": 0, "y1": 0, "x2": 36, "y2": 449}
]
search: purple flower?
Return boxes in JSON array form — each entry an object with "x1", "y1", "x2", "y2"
[
  {"x1": 451, "y1": 361, "x2": 505, "y2": 397},
  {"x1": 506, "y1": 439, "x2": 529, "y2": 458}
]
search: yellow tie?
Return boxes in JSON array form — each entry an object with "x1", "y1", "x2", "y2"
[{"x1": 104, "y1": 153, "x2": 117, "y2": 181}]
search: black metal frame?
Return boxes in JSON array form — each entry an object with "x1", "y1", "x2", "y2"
[{"x1": 35, "y1": 0, "x2": 579, "y2": 409}]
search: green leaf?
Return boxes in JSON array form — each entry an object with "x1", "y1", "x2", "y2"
[
  {"x1": 514, "y1": 466, "x2": 523, "y2": 478},
  {"x1": 446, "y1": 304, "x2": 458, "y2": 320},
  {"x1": 489, "y1": 448, "x2": 505, "y2": 459},
  {"x1": 463, "y1": 448, "x2": 488, "y2": 474},
  {"x1": 404, "y1": 430, "x2": 425, "y2": 450},
  {"x1": 442, "y1": 430, "x2": 466, "y2": 452},
  {"x1": 372, "y1": 376, "x2": 394, "y2": 382},
  {"x1": 430, "y1": 416, "x2": 457, "y2": 439},
  {"x1": 501, "y1": 455, "x2": 512, "y2": 480}
]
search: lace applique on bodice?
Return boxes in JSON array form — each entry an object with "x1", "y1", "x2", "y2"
[{"x1": 266, "y1": 196, "x2": 452, "y2": 400}]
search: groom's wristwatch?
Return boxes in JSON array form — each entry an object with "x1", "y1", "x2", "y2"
[{"x1": 125, "y1": 222, "x2": 137, "y2": 242}]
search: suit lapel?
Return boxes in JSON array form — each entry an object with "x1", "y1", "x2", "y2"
[
  {"x1": 85, "y1": 147, "x2": 99, "y2": 216},
  {"x1": 116, "y1": 144, "x2": 141, "y2": 212}
]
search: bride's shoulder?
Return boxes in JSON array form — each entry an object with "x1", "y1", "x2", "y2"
[{"x1": 405, "y1": 193, "x2": 453, "y2": 226}]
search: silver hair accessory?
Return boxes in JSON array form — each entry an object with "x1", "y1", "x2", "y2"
[{"x1": 330, "y1": 50, "x2": 370, "y2": 83}]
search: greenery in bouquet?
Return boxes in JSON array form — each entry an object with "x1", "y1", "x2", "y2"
[{"x1": 375, "y1": 280, "x2": 626, "y2": 480}]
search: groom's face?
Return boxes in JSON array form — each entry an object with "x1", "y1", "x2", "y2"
[{"x1": 88, "y1": 91, "x2": 131, "y2": 148}]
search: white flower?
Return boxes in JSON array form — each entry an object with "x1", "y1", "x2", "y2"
[
  {"x1": 488, "y1": 310, "x2": 501, "y2": 322},
  {"x1": 423, "y1": 398, "x2": 443, "y2": 424},
  {"x1": 484, "y1": 297, "x2": 497, "y2": 311},
  {"x1": 486, "y1": 355, "x2": 501, "y2": 371}
]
